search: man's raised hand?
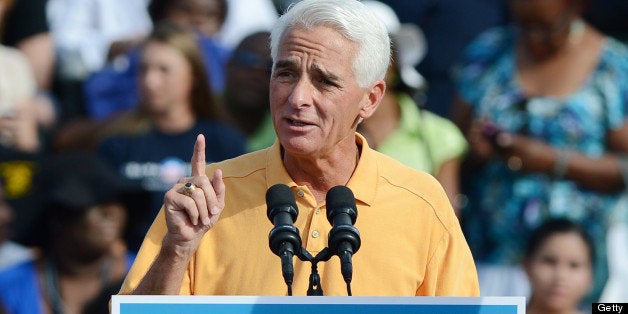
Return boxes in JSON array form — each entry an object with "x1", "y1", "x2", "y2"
[{"x1": 162, "y1": 134, "x2": 225, "y2": 251}]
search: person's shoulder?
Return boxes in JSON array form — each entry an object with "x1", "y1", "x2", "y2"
[
  {"x1": 372, "y1": 149, "x2": 456, "y2": 213},
  {"x1": 418, "y1": 109, "x2": 459, "y2": 129},
  {"x1": 473, "y1": 25, "x2": 513, "y2": 45},
  {"x1": 601, "y1": 36, "x2": 628, "y2": 68},
  {"x1": 452, "y1": 25, "x2": 513, "y2": 87},
  {"x1": 604, "y1": 36, "x2": 628, "y2": 53},
  {"x1": 0, "y1": 45, "x2": 35, "y2": 78},
  {"x1": 0, "y1": 260, "x2": 39, "y2": 312},
  {"x1": 458, "y1": 25, "x2": 513, "y2": 64},
  {"x1": 373, "y1": 149, "x2": 443, "y2": 195},
  {"x1": 97, "y1": 133, "x2": 138, "y2": 152},
  {"x1": 418, "y1": 109, "x2": 466, "y2": 140},
  {"x1": 0, "y1": 45, "x2": 28, "y2": 63},
  {"x1": 0, "y1": 259, "x2": 36, "y2": 283}
]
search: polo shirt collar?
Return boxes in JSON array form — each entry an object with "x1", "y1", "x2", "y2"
[
  {"x1": 347, "y1": 133, "x2": 377, "y2": 206},
  {"x1": 265, "y1": 133, "x2": 377, "y2": 206}
]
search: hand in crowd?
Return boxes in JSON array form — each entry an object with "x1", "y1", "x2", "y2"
[
  {"x1": 466, "y1": 119, "x2": 498, "y2": 164},
  {"x1": 467, "y1": 119, "x2": 555, "y2": 173},
  {"x1": 0, "y1": 99, "x2": 39, "y2": 153},
  {"x1": 490, "y1": 131, "x2": 555, "y2": 173}
]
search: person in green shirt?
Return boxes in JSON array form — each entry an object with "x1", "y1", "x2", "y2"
[{"x1": 358, "y1": 1, "x2": 468, "y2": 216}]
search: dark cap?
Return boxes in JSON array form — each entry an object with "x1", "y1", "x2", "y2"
[
  {"x1": 21, "y1": 152, "x2": 150, "y2": 250},
  {"x1": 43, "y1": 152, "x2": 145, "y2": 212}
]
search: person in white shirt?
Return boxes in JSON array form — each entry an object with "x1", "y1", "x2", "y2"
[
  {"x1": 216, "y1": 0, "x2": 278, "y2": 49},
  {"x1": 47, "y1": 0, "x2": 153, "y2": 79}
]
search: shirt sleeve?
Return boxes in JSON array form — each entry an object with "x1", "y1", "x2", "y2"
[
  {"x1": 451, "y1": 26, "x2": 512, "y2": 107},
  {"x1": 420, "y1": 110, "x2": 468, "y2": 171},
  {"x1": 414, "y1": 182, "x2": 480, "y2": 296},
  {"x1": 598, "y1": 38, "x2": 628, "y2": 130},
  {"x1": 416, "y1": 225, "x2": 480, "y2": 296}
]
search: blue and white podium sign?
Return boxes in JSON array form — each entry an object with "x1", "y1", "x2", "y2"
[{"x1": 112, "y1": 295, "x2": 525, "y2": 314}]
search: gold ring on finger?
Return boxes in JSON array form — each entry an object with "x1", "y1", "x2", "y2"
[{"x1": 179, "y1": 182, "x2": 196, "y2": 196}]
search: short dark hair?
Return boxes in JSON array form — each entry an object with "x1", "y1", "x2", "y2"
[
  {"x1": 148, "y1": 0, "x2": 228, "y2": 25},
  {"x1": 525, "y1": 218, "x2": 595, "y2": 265}
]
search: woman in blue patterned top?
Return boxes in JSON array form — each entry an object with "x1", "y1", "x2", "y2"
[{"x1": 451, "y1": 0, "x2": 628, "y2": 301}]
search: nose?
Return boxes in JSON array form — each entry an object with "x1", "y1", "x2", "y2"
[
  {"x1": 288, "y1": 77, "x2": 314, "y2": 109},
  {"x1": 552, "y1": 263, "x2": 571, "y2": 285}
]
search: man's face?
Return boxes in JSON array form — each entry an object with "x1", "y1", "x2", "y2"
[{"x1": 270, "y1": 26, "x2": 377, "y2": 158}]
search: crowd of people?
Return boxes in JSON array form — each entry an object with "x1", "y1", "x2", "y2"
[{"x1": 0, "y1": 0, "x2": 626, "y2": 313}]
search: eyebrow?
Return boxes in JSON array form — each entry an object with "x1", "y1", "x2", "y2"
[
  {"x1": 312, "y1": 63, "x2": 340, "y2": 83},
  {"x1": 274, "y1": 60, "x2": 340, "y2": 77},
  {"x1": 273, "y1": 59, "x2": 295, "y2": 71}
]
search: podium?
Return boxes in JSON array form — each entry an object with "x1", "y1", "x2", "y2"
[{"x1": 112, "y1": 295, "x2": 525, "y2": 314}]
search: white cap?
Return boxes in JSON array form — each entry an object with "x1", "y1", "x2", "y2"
[
  {"x1": 362, "y1": 0, "x2": 427, "y2": 90},
  {"x1": 361, "y1": 0, "x2": 401, "y2": 33}
]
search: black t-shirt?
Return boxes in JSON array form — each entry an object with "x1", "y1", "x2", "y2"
[
  {"x1": 0, "y1": 147, "x2": 47, "y2": 246},
  {"x1": 97, "y1": 119, "x2": 247, "y2": 251}
]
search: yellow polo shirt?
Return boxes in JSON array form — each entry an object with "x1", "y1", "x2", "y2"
[{"x1": 119, "y1": 133, "x2": 479, "y2": 296}]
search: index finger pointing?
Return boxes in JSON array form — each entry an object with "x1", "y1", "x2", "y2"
[{"x1": 191, "y1": 134, "x2": 207, "y2": 177}]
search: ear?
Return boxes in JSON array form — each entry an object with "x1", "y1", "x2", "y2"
[{"x1": 358, "y1": 79, "x2": 386, "y2": 119}]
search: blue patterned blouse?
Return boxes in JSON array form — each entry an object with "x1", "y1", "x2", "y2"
[{"x1": 454, "y1": 25, "x2": 628, "y2": 270}]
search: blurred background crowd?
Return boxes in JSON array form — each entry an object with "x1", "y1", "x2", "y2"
[{"x1": 0, "y1": 0, "x2": 626, "y2": 313}]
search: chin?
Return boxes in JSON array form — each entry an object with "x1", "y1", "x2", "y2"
[
  {"x1": 542, "y1": 297, "x2": 575, "y2": 313},
  {"x1": 278, "y1": 135, "x2": 318, "y2": 155},
  {"x1": 526, "y1": 45, "x2": 559, "y2": 60}
]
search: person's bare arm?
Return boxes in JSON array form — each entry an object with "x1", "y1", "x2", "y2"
[
  {"x1": 16, "y1": 33, "x2": 55, "y2": 90},
  {"x1": 492, "y1": 120, "x2": 628, "y2": 193},
  {"x1": 452, "y1": 95, "x2": 628, "y2": 193},
  {"x1": 435, "y1": 158, "x2": 462, "y2": 218}
]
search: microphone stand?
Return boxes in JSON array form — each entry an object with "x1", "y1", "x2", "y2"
[{"x1": 295, "y1": 247, "x2": 337, "y2": 296}]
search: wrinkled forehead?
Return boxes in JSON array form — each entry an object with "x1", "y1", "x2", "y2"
[
  {"x1": 279, "y1": 25, "x2": 358, "y2": 55},
  {"x1": 275, "y1": 26, "x2": 358, "y2": 70}
]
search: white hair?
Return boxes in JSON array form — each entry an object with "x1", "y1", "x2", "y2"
[{"x1": 270, "y1": 0, "x2": 391, "y2": 88}]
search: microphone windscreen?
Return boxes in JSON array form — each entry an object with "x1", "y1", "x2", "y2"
[
  {"x1": 326, "y1": 185, "x2": 356, "y2": 208},
  {"x1": 266, "y1": 184, "x2": 296, "y2": 216},
  {"x1": 326, "y1": 186, "x2": 357, "y2": 220}
]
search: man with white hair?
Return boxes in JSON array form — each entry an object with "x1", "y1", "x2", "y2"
[{"x1": 119, "y1": 0, "x2": 479, "y2": 296}]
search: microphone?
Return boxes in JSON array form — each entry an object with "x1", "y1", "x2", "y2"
[
  {"x1": 266, "y1": 184, "x2": 302, "y2": 295},
  {"x1": 326, "y1": 185, "x2": 361, "y2": 289}
]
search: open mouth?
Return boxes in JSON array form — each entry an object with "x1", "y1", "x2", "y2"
[{"x1": 286, "y1": 118, "x2": 313, "y2": 127}]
